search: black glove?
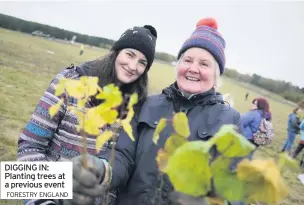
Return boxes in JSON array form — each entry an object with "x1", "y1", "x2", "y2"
[{"x1": 63, "y1": 154, "x2": 110, "y2": 205}]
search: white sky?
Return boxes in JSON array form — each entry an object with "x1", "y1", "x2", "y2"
[{"x1": 0, "y1": 0, "x2": 303, "y2": 87}]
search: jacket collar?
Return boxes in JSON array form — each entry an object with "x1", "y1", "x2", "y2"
[{"x1": 162, "y1": 82, "x2": 224, "y2": 106}]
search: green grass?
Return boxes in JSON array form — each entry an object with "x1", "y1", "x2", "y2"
[{"x1": 0, "y1": 28, "x2": 303, "y2": 205}]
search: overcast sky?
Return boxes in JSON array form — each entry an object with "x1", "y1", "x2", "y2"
[{"x1": 1, "y1": 0, "x2": 303, "y2": 87}]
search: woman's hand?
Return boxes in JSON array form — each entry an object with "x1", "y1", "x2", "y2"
[{"x1": 63, "y1": 154, "x2": 111, "y2": 205}]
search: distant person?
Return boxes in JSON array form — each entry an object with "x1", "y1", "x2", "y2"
[
  {"x1": 245, "y1": 92, "x2": 249, "y2": 100},
  {"x1": 292, "y1": 119, "x2": 304, "y2": 159},
  {"x1": 241, "y1": 98, "x2": 272, "y2": 159},
  {"x1": 79, "y1": 44, "x2": 84, "y2": 55},
  {"x1": 17, "y1": 24, "x2": 158, "y2": 205},
  {"x1": 281, "y1": 107, "x2": 301, "y2": 154}
]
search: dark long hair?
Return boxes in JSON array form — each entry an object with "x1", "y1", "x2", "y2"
[
  {"x1": 253, "y1": 98, "x2": 272, "y2": 120},
  {"x1": 84, "y1": 50, "x2": 149, "y2": 106}
]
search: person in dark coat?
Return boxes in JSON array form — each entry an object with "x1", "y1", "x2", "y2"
[
  {"x1": 281, "y1": 107, "x2": 301, "y2": 154},
  {"x1": 65, "y1": 17, "x2": 245, "y2": 205}
]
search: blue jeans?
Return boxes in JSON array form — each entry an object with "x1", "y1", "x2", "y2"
[{"x1": 282, "y1": 131, "x2": 297, "y2": 152}]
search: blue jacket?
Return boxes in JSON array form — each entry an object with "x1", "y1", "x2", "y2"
[
  {"x1": 300, "y1": 120, "x2": 304, "y2": 141},
  {"x1": 287, "y1": 113, "x2": 300, "y2": 134},
  {"x1": 241, "y1": 110, "x2": 263, "y2": 140}
]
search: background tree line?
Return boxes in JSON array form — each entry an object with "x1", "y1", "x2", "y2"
[
  {"x1": 224, "y1": 68, "x2": 304, "y2": 103},
  {"x1": 1, "y1": 12, "x2": 303, "y2": 103},
  {"x1": 0, "y1": 13, "x2": 176, "y2": 63}
]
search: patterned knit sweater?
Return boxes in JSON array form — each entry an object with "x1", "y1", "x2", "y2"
[{"x1": 17, "y1": 67, "x2": 117, "y2": 205}]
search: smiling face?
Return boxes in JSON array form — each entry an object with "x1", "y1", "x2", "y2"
[
  {"x1": 115, "y1": 48, "x2": 148, "y2": 84},
  {"x1": 176, "y1": 47, "x2": 218, "y2": 94}
]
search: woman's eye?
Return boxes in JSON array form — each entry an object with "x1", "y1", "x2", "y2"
[{"x1": 139, "y1": 61, "x2": 146, "y2": 66}]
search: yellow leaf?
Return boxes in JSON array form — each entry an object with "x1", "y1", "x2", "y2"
[
  {"x1": 122, "y1": 120, "x2": 134, "y2": 141},
  {"x1": 77, "y1": 99, "x2": 86, "y2": 108},
  {"x1": 172, "y1": 112, "x2": 190, "y2": 138},
  {"x1": 80, "y1": 76, "x2": 99, "y2": 96},
  {"x1": 96, "y1": 130, "x2": 113, "y2": 152},
  {"x1": 156, "y1": 148, "x2": 169, "y2": 172},
  {"x1": 152, "y1": 118, "x2": 167, "y2": 144},
  {"x1": 207, "y1": 197, "x2": 226, "y2": 205},
  {"x1": 101, "y1": 109, "x2": 119, "y2": 124},
  {"x1": 128, "y1": 93, "x2": 138, "y2": 109},
  {"x1": 49, "y1": 99, "x2": 63, "y2": 117},
  {"x1": 83, "y1": 107, "x2": 106, "y2": 135},
  {"x1": 96, "y1": 84, "x2": 123, "y2": 108},
  {"x1": 65, "y1": 80, "x2": 86, "y2": 99},
  {"x1": 54, "y1": 78, "x2": 67, "y2": 96},
  {"x1": 164, "y1": 134, "x2": 187, "y2": 155},
  {"x1": 49, "y1": 103, "x2": 60, "y2": 117},
  {"x1": 124, "y1": 108, "x2": 135, "y2": 124},
  {"x1": 237, "y1": 159, "x2": 289, "y2": 205}
]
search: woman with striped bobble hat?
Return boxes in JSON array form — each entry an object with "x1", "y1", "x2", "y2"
[{"x1": 66, "y1": 18, "x2": 244, "y2": 205}]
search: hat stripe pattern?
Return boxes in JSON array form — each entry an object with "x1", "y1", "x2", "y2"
[
  {"x1": 185, "y1": 34, "x2": 225, "y2": 62},
  {"x1": 177, "y1": 18, "x2": 226, "y2": 75},
  {"x1": 195, "y1": 27, "x2": 223, "y2": 39}
]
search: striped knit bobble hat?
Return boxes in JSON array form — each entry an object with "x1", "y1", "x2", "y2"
[{"x1": 177, "y1": 17, "x2": 226, "y2": 75}]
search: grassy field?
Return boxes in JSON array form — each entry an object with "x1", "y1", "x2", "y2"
[{"x1": 0, "y1": 27, "x2": 303, "y2": 205}]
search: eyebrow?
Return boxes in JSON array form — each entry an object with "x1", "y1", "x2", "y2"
[
  {"x1": 127, "y1": 49, "x2": 147, "y2": 63},
  {"x1": 183, "y1": 56, "x2": 210, "y2": 63},
  {"x1": 127, "y1": 49, "x2": 136, "y2": 56},
  {"x1": 139, "y1": 59, "x2": 147, "y2": 64},
  {"x1": 199, "y1": 59, "x2": 211, "y2": 63},
  {"x1": 183, "y1": 55, "x2": 192, "y2": 59}
]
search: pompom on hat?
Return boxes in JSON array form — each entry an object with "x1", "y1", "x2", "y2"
[{"x1": 177, "y1": 17, "x2": 226, "y2": 75}]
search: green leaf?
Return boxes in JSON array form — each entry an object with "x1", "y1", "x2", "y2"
[
  {"x1": 211, "y1": 156, "x2": 245, "y2": 201},
  {"x1": 210, "y1": 125, "x2": 255, "y2": 157},
  {"x1": 172, "y1": 112, "x2": 190, "y2": 138},
  {"x1": 165, "y1": 141, "x2": 212, "y2": 197},
  {"x1": 164, "y1": 134, "x2": 187, "y2": 155}
]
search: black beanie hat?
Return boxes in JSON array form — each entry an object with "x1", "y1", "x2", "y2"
[{"x1": 111, "y1": 25, "x2": 157, "y2": 70}]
